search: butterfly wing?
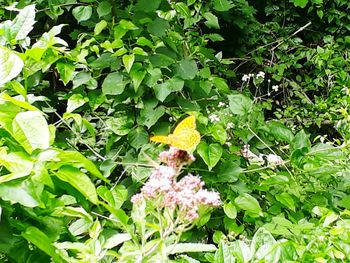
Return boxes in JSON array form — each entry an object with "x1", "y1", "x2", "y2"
[
  {"x1": 173, "y1": 115, "x2": 197, "y2": 136},
  {"x1": 150, "y1": 135, "x2": 171, "y2": 145},
  {"x1": 169, "y1": 129, "x2": 201, "y2": 151}
]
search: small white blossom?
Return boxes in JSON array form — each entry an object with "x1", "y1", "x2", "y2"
[
  {"x1": 272, "y1": 85, "x2": 279, "y2": 92},
  {"x1": 209, "y1": 114, "x2": 220, "y2": 123},
  {"x1": 218, "y1": 102, "x2": 226, "y2": 107},
  {"x1": 249, "y1": 73, "x2": 254, "y2": 78},
  {"x1": 226, "y1": 142, "x2": 232, "y2": 147},
  {"x1": 227, "y1": 122, "x2": 234, "y2": 129},
  {"x1": 256, "y1": 71, "x2": 265, "y2": 79},
  {"x1": 242, "y1": 74, "x2": 250, "y2": 82}
]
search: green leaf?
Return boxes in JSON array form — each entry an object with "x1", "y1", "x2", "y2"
[
  {"x1": 167, "y1": 243, "x2": 216, "y2": 254},
  {"x1": 67, "y1": 94, "x2": 88, "y2": 113},
  {"x1": 103, "y1": 233, "x2": 131, "y2": 249},
  {"x1": 293, "y1": 0, "x2": 308, "y2": 8},
  {"x1": 56, "y1": 61, "x2": 75, "y2": 85},
  {"x1": 215, "y1": 241, "x2": 236, "y2": 263},
  {"x1": 10, "y1": 4, "x2": 36, "y2": 41},
  {"x1": 22, "y1": 226, "x2": 61, "y2": 262},
  {"x1": 217, "y1": 161, "x2": 242, "y2": 183},
  {"x1": 5, "y1": 81, "x2": 27, "y2": 97},
  {"x1": 275, "y1": 193, "x2": 295, "y2": 211},
  {"x1": 55, "y1": 165, "x2": 98, "y2": 204},
  {"x1": 138, "y1": 105, "x2": 165, "y2": 129},
  {"x1": 235, "y1": 193, "x2": 262, "y2": 216},
  {"x1": 0, "y1": 47, "x2": 24, "y2": 86},
  {"x1": 213, "y1": 0, "x2": 234, "y2": 12},
  {"x1": 212, "y1": 77, "x2": 229, "y2": 92},
  {"x1": 12, "y1": 111, "x2": 50, "y2": 154},
  {"x1": 224, "y1": 203, "x2": 237, "y2": 219},
  {"x1": 228, "y1": 94, "x2": 253, "y2": 115},
  {"x1": 94, "y1": 20, "x2": 108, "y2": 35},
  {"x1": 0, "y1": 151, "x2": 33, "y2": 183},
  {"x1": 203, "y1": 12, "x2": 220, "y2": 29},
  {"x1": 210, "y1": 124, "x2": 227, "y2": 144},
  {"x1": 197, "y1": 142, "x2": 222, "y2": 170},
  {"x1": 128, "y1": 127, "x2": 149, "y2": 150},
  {"x1": 251, "y1": 228, "x2": 280, "y2": 262},
  {"x1": 73, "y1": 72, "x2": 91, "y2": 89},
  {"x1": 102, "y1": 72, "x2": 126, "y2": 95},
  {"x1": 97, "y1": 1, "x2": 112, "y2": 17},
  {"x1": 130, "y1": 65, "x2": 147, "y2": 92},
  {"x1": 72, "y1": 6, "x2": 92, "y2": 23},
  {"x1": 174, "y1": 3, "x2": 191, "y2": 18},
  {"x1": 154, "y1": 78, "x2": 184, "y2": 102},
  {"x1": 106, "y1": 115, "x2": 134, "y2": 136},
  {"x1": 97, "y1": 185, "x2": 128, "y2": 209},
  {"x1": 147, "y1": 18, "x2": 169, "y2": 37},
  {"x1": 0, "y1": 180, "x2": 41, "y2": 207},
  {"x1": 122, "y1": 54, "x2": 135, "y2": 73},
  {"x1": 134, "y1": 0, "x2": 161, "y2": 12},
  {"x1": 176, "y1": 59, "x2": 198, "y2": 80},
  {"x1": 266, "y1": 121, "x2": 294, "y2": 143}
]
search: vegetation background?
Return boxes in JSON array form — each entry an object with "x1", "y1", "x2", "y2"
[{"x1": 1, "y1": 0, "x2": 350, "y2": 262}]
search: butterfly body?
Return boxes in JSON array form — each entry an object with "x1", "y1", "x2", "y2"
[{"x1": 150, "y1": 116, "x2": 200, "y2": 151}]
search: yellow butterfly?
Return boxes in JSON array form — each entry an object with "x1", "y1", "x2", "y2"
[{"x1": 150, "y1": 115, "x2": 201, "y2": 151}]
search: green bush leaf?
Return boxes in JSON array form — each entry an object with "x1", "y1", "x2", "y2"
[
  {"x1": 56, "y1": 61, "x2": 75, "y2": 85},
  {"x1": 293, "y1": 0, "x2": 308, "y2": 8},
  {"x1": 0, "y1": 47, "x2": 24, "y2": 86},
  {"x1": 10, "y1": 4, "x2": 36, "y2": 41},
  {"x1": 197, "y1": 142, "x2": 222, "y2": 170},
  {"x1": 176, "y1": 59, "x2": 198, "y2": 80},
  {"x1": 213, "y1": 0, "x2": 234, "y2": 12},
  {"x1": 203, "y1": 12, "x2": 220, "y2": 29},
  {"x1": 55, "y1": 165, "x2": 98, "y2": 204},
  {"x1": 128, "y1": 127, "x2": 149, "y2": 150},
  {"x1": 102, "y1": 72, "x2": 126, "y2": 95},
  {"x1": 275, "y1": 193, "x2": 295, "y2": 211},
  {"x1": 235, "y1": 193, "x2": 262, "y2": 216},
  {"x1": 67, "y1": 94, "x2": 88, "y2": 113},
  {"x1": 122, "y1": 54, "x2": 135, "y2": 73},
  {"x1": 12, "y1": 111, "x2": 50, "y2": 154},
  {"x1": 224, "y1": 203, "x2": 237, "y2": 219},
  {"x1": 97, "y1": 1, "x2": 112, "y2": 17},
  {"x1": 72, "y1": 6, "x2": 92, "y2": 23},
  {"x1": 22, "y1": 226, "x2": 61, "y2": 262},
  {"x1": 228, "y1": 94, "x2": 253, "y2": 115}
]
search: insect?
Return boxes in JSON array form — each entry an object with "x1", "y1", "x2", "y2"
[{"x1": 150, "y1": 115, "x2": 201, "y2": 151}]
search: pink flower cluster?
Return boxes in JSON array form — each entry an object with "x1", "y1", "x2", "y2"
[
  {"x1": 159, "y1": 147, "x2": 196, "y2": 169},
  {"x1": 131, "y1": 149, "x2": 221, "y2": 222}
]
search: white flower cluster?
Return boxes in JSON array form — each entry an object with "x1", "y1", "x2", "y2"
[{"x1": 209, "y1": 114, "x2": 220, "y2": 123}]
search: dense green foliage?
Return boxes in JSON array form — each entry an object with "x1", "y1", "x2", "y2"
[{"x1": 1, "y1": 0, "x2": 350, "y2": 262}]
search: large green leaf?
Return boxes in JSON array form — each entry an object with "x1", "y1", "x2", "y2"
[
  {"x1": 102, "y1": 72, "x2": 126, "y2": 95},
  {"x1": 176, "y1": 59, "x2": 198, "y2": 80},
  {"x1": 10, "y1": 4, "x2": 36, "y2": 41},
  {"x1": 197, "y1": 142, "x2": 222, "y2": 170},
  {"x1": 0, "y1": 47, "x2": 24, "y2": 86},
  {"x1": 54, "y1": 165, "x2": 98, "y2": 204},
  {"x1": 22, "y1": 226, "x2": 62, "y2": 262},
  {"x1": 72, "y1": 6, "x2": 92, "y2": 23},
  {"x1": 12, "y1": 111, "x2": 50, "y2": 154},
  {"x1": 213, "y1": 0, "x2": 234, "y2": 11},
  {"x1": 251, "y1": 228, "x2": 280, "y2": 263},
  {"x1": 235, "y1": 193, "x2": 262, "y2": 216},
  {"x1": 228, "y1": 94, "x2": 253, "y2": 115},
  {"x1": 128, "y1": 126, "x2": 149, "y2": 150}
]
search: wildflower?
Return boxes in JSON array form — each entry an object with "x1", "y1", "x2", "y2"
[
  {"x1": 209, "y1": 114, "x2": 220, "y2": 123},
  {"x1": 256, "y1": 71, "x2": 265, "y2": 79},
  {"x1": 159, "y1": 147, "x2": 195, "y2": 169},
  {"x1": 227, "y1": 122, "x2": 234, "y2": 129},
  {"x1": 218, "y1": 102, "x2": 226, "y2": 107},
  {"x1": 241, "y1": 74, "x2": 250, "y2": 82},
  {"x1": 272, "y1": 85, "x2": 279, "y2": 92}
]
